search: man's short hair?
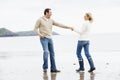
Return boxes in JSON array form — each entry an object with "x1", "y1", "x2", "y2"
[{"x1": 44, "y1": 8, "x2": 51, "y2": 15}]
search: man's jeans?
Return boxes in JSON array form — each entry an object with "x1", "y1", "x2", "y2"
[
  {"x1": 40, "y1": 38, "x2": 56, "y2": 71},
  {"x1": 76, "y1": 41, "x2": 95, "y2": 69}
]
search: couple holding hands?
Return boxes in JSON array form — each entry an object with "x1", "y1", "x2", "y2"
[{"x1": 34, "y1": 8, "x2": 96, "y2": 73}]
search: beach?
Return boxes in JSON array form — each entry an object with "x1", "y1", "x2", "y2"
[{"x1": 0, "y1": 35, "x2": 120, "y2": 80}]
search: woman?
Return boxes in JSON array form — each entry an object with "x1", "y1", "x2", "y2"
[{"x1": 74, "y1": 13, "x2": 96, "y2": 72}]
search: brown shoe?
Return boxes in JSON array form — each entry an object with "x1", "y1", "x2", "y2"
[{"x1": 51, "y1": 70, "x2": 61, "y2": 73}]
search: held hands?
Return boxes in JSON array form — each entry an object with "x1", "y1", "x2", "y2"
[{"x1": 69, "y1": 27, "x2": 74, "y2": 31}]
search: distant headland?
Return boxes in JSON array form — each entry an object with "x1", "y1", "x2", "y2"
[{"x1": 0, "y1": 28, "x2": 59, "y2": 37}]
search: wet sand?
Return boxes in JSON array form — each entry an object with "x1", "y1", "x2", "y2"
[{"x1": 0, "y1": 51, "x2": 120, "y2": 80}]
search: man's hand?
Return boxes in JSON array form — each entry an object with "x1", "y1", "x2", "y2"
[
  {"x1": 40, "y1": 36, "x2": 45, "y2": 38},
  {"x1": 39, "y1": 34, "x2": 45, "y2": 38}
]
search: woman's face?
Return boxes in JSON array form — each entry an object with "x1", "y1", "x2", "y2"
[{"x1": 84, "y1": 15, "x2": 88, "y2": 20}]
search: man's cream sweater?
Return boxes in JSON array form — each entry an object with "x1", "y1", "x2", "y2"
[{"x1": 34, "y1": 16, "x2": 70, "y2": 38}]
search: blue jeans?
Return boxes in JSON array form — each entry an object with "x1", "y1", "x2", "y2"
[
  {"x1": 76, "y1": 41, "x2": 95, "y2": 69},
  {"x1": 40, "y1": 38, "x2": 56, "y2": 71}
]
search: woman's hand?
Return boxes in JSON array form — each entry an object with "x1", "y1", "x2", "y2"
[{"x1": 70, "y1": 27, "x2": 74, "y2": 31}]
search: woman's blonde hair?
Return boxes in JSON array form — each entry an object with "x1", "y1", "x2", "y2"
[{"x1": 86, "y1": 13, "x2": 93, "y2": 23}]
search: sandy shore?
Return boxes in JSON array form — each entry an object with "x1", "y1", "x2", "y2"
[
  {"x1": 0, "y1": 35, "x2": 120, "y2": 80},
  {"x1": 0, "y1": 51, "x2": 120, "y2": 80}
]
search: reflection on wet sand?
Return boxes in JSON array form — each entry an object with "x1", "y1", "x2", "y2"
[
  {"x1": 79, "y1": 72, "x2": 85, "y2": 80},
  {"x1": 43, "y1": 72, "x2": 48, "y2": 80},
  {"x1": 43, "y1": 73, "x2": 57, "y2": 80},
  {"x1": 90, "y1": 72, "x2": 95, "y2": 80},
  {"x1": 78, "y1": 72, "x2": 95, "y2": 80},
  {"x1": 51, "y1": 73, "x2": 57, "y2": 80}
]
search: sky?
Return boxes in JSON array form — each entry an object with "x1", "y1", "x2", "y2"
[{"x1": 0, "y1": 0, "x2": 120, "y2": 34}]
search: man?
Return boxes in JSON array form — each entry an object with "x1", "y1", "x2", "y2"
[{"x1": 34, "y1": 8, "x2": 73, "y2": 73}]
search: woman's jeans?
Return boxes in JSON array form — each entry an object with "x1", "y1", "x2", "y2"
[
  {"x1": 40, "y1": 38, "x2": 56, "y2": 71},
  {"x1": 76, "y1": 41, "x2": 95, "y2": 69}
]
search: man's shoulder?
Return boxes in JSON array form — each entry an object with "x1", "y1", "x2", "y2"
[
  {"x1": 37, "y1": 16, "x2": 44, "y2": 19},
  {"x1": 37, "y1": 17, "x2": 54, "y2": 22},
  {"x1": 36, "y1": 17, "x2": 45, "y2": 22}
]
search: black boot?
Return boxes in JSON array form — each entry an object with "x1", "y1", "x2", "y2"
[
  {"x1": 76, "y1": 60, "x2": 85, "y2": 72},
  {"x1": 88, "y1": 68, "x2": 96, "y2": 72},
  {"x1": 87, "y1": 57, "x2": 95, "y2": 72}
]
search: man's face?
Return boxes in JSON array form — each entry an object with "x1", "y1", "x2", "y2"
[{"x1": 46, "y1": 10, "x2": 52, "y2": 18}]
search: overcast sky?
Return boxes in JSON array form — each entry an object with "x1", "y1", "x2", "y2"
[{"x1": 0, "y1": 0, "x2": 120, "y2": 34}]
